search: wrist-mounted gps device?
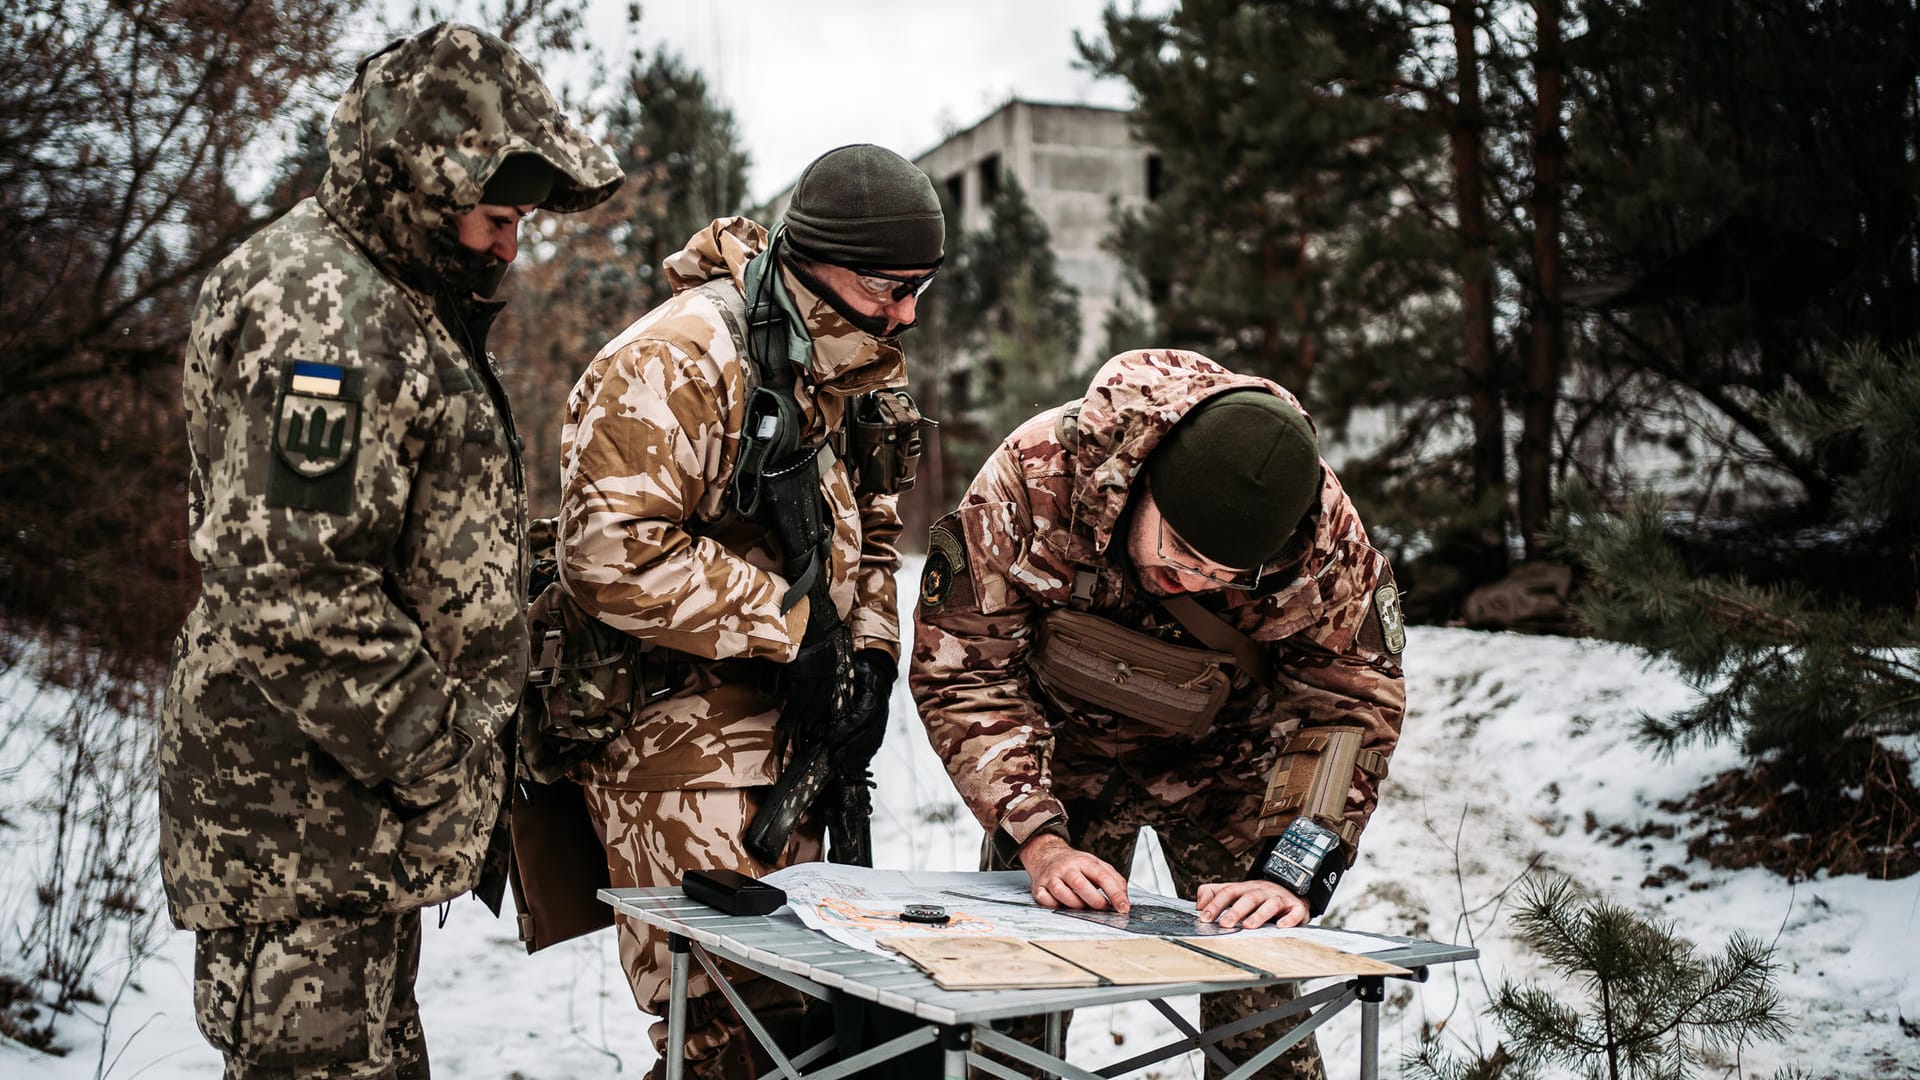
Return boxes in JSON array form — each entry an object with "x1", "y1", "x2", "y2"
[{"x1": 1251, "y1": 817, "x2": 1346, "y2": 918}]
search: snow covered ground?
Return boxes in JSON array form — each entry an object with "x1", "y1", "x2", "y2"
[{"x1": 4, "y1": 557, "x2": 1917, "y2": 1079}]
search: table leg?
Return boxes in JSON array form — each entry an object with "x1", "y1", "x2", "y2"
[
  {"x1": 942, "y1": 1024, "x2": 971, "y2": 1080},
  {"x1": 1046, "y1": 1011, "x2": 1065, "y2": 1063},
  {"x1": 1357, "y1": 976, "x2": 1385, "y2": 1080},
  {"x1": 667, "y1": 934, "x2": 691, "y2": 1080}
]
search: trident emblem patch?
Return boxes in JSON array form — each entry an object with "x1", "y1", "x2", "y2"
[{"x1": 274, "y1": 362, "x2": 360, "y2": 478}]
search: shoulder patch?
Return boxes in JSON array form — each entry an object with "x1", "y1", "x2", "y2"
[
  {"x1": 920, "y1": 518, "x2": 971, "y2": 609},
  {"x1": 268, "y1": 360, "x2": 364, "y2": 512},
  {"x1": 1373, "y1": 582, "x2": 1406, "y2": 654}
]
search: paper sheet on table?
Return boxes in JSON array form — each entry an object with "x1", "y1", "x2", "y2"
[
  {"x1": 881, "y1": 936, "x2": 1099, "y2": 990},
  {"x1": 1032, "y1": 938, "x2": 1253, "y2": 985},
  {"x1": 1182, "y1": 934, "x2": 1412, "y2": 979}
]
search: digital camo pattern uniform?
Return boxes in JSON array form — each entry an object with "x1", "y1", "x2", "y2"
[
  {"x1": 558, "y1": 216, "x2": 906, "y2": 1074},
  {"x1": 911, "y1": 349, "x2": 1406, "y2": 1080},
  {"x1": 161, "y1": 22, "x2": 619, "y2": 1078}
]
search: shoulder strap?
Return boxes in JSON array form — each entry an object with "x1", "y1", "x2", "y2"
[
  {"x1": 693, "y1": 279, "x2": 756, "y2": 391},
  {"x1": 1160, "y1": 594, "x2": 1274, "y2": 688}
]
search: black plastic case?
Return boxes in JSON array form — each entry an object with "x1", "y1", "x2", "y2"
[{"x1": 682, "y1": 868, "x2": 788, "y2": 916}]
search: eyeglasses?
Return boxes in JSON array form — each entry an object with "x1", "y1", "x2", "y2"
[
  {"x1": 1155, "y1": 511, "x2": 1263, "y2": 591},
  {"x1": 849, "y1": 265, "x2": 940, "y2": 303}
]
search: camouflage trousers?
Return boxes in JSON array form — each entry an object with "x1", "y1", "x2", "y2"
[
  {"x1": 583, "y1": 784, "x2": 824, "y2": 1080},
  {"x1": 983, "y1": 769, "x2": 1327, "y2": 1080},
  {"x1": 192, "y1": 910, "x2": 427, "y2": 1080}
]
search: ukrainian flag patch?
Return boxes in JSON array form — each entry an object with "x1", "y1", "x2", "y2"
[{"x1": 290, "y1": 360, "x2": 345, "y2": 397}]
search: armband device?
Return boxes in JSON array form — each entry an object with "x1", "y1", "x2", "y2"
[
  {"x1": 1252, "y1": 818, "x2": 1345, "y2": 917},
  {"x1": 1250, "y1": 725, "x2": 1387, "y2": 917}
]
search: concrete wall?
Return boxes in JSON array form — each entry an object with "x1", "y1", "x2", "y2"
[{"x1": 916, "y1": 100, "x2": 1153, "y2": 370}]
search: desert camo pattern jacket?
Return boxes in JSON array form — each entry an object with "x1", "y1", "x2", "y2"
[
  {"x1": 160, "y1": 23, "x2": 621, "y2": 931},
  {"x1": 910, "y1": 349, "x2": 1406, "y2": 859},
  {"x1": 558, "y1": 217, "x2": 907, "y2": 791}
]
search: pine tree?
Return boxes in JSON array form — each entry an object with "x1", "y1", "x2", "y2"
[
  {"x1": 1553, "y1": 340, "x2": 1920, "y2": 879},
  {"x1": 1078, "y1": 0, "x2": 1450, "y2": 396},
  {"x1": 922, "y1": 175, "x2": 1082, "y2": 505},
  {"x1": 1409, "y1": 876, "x2": 1788, "y2": 1080},
  {"x1": 1562, "y1": 0, "x2": 1920, "y2": 515}
]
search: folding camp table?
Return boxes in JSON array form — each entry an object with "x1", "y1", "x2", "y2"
[{"x1": 601, "y1": 883, "x2": 1475, "y2": 1080}]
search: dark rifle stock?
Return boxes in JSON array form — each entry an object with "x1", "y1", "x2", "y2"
[{"x1": 743, "y1": 744, "x2": 872, "y2": 866}]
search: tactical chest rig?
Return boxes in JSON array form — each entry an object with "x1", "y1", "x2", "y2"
[
  {"x1": 691, "y1": 270, "x2": 931, "y2": 587},
  {"x1": 696, "y1": 258, "x2": 931, "y2": 869}
]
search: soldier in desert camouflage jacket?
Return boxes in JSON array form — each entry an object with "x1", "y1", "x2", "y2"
[
  {"x1": 910, "y1": 349, "x2": 1407, "y2": 1080},
  {"x1": 159, "y1": 23, "x2": 619, "y2": 1080},
  {"x1": 557, "y1": 145, "x2": 943, "y2": 1078}
]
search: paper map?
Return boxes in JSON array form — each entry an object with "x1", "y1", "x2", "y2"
[{"x1": 759, "y1": 864, "x2": 1405, "y2": 962}]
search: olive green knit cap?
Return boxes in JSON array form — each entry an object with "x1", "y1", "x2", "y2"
[
  {"x1": 1147, "y1": 390, "x2": 1320, "y2": 570},
  {"x1": 782, "y1": 144, "x2": 944, "y2": 269}
]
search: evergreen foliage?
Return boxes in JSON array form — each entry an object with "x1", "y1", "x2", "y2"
[
  {"x1": 1410, "y1": 876, "x2": 1788, "y2": 1080},
  {"x1": 922, "y1": 175, "x2": 1083, "y2": 506},
  {"x1": 1078, "y1": 0, "x2": 1452, "y2": 396},
  {"x1": 1565, "y1": 0, "x2": 1920, "y2": 516},
  {"x1": 1551, "y1": 342, "x2": 1920, "y2": 876}
]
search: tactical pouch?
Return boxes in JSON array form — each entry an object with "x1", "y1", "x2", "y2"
[
  {"x1": 518, "y1": 581, "x2": 674, "y2": 784},
  {"x1": 1030, "y1": 608, "x2": 1234, "y2": 737},
  {"x1": 846, "y1": 388, "x2": 934, "y2": 496},
  {"x1": 1256, "y1": 725, "x2": 1390, "y2": 850}
]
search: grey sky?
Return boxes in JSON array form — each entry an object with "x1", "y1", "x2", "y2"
[{"x1": 584, "y1": 0, "x2": 1166, "y2": 204}]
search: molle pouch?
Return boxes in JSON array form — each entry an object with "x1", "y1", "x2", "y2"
[
  {"x1": 1256, "y1": 725, "x2": 1389, "y2": 849},
  {"x1": 518, "y1": 582, "x2": 668, "y2": 784},
  {"x1": 732, "y1": 385, "x2": 807, "y2": 519},
  {"x1": 847, "y1": 388, "x2": 935, "y2": 496},
  {"x1": 1030, "y1": 608, "x2": 1234, "y2": 738}
]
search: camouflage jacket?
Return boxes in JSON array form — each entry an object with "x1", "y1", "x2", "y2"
[
  {"x1": 909, "y1": 350, "x2": 1406, "y2": 860},
  {"x1": 160, "y1": 24, "x2": 620, "y2": 931},
  {"x1": 558, "y1": 217, "x2": 907, "y2": 790}
]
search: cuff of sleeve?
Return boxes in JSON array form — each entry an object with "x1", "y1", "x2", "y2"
[
  {"x1": 389, "y1": 711, "x2": 480, "y2": 811},
  {"x1": 850, "y1": 636, "x2": 899, "y2": 663},
  {"x1": 997, "y1": 795, "x2": 1069, "y2": 849},
  {"x1": 991, "y1": 814, "x2": 1069, "y2": 866}
]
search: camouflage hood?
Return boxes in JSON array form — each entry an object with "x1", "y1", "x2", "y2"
[
  {"x1": 663, "y1": 217, "x2": 907, "y2": 391},
  {"x1": 1068, "y1": 349, "x2": 1313, "y2": 556},
  {"x1": 318, "y1": 22, "x2": 622, "y2": 292}
]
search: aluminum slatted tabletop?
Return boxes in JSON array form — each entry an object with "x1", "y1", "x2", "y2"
[{"x1": 601, "y1": 884, "x2": 1476, "y2": 1080}]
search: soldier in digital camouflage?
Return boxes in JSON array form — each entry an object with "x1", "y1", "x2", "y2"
[
  {"x1": 555, "y1": 145, "x2": 943, "y2": 1078},
  {"x1": 910, "y1": 349, "x2": 1408, "y2": 1080},
  {"x1": 159, "y1": 22, "x2": 620, "y2": 1080}
]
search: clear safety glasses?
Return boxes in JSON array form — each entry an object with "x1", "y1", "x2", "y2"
[{"x1": 850, "y1": 265, "x2": 940, "y2": 303}]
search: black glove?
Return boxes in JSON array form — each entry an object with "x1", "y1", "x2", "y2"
[
  {"x1": 775, "y1": 623, "x2": 854, "y2": 762},
  {"x1": 830, "y1": 649, "x2": 896, "y2": 775}
]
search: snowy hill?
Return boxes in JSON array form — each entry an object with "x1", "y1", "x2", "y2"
[{"x1": 3, "y1": 558, "x2": 1916, "y2": 1079}]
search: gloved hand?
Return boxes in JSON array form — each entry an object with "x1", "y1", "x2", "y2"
[
  {"x1": 775, "y1": 622, "x2": 854, "y2": 762},
  {"x1": 829, "y1": 649, "x2": 896, "y2": 775}
]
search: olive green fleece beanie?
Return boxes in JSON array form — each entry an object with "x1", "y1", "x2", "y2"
[
  {"x1": 782, "y1": 144, "x2": 945, "y2": 269},
  {"x1": 1147, "y1": 390, "x2": 1320, "y2": 570}
]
